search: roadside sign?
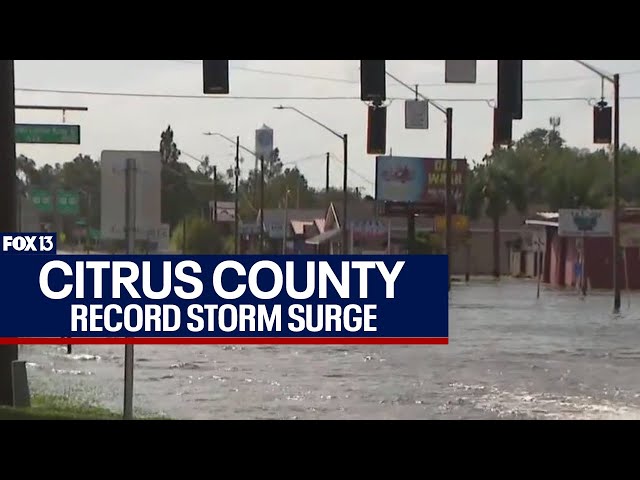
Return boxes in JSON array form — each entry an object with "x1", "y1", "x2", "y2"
[
  {"x1": 16, "y1": 124, "x2": 81, "y2": 145},
  {"x1": 404, "y1": 100, "x2": 429, "y2": 130},
  {"x1": 558, "y1": 209, "x2": 613, "y2": 237},
  {"x1": 100, "y1": 150, "x2": 162, "y2": 240},
  {"x1": 30, "y1": 188, "x2": 53, "y2": 213},
  {"x1": 56, "y1": 190, "x2": 80, "y2": 216}
]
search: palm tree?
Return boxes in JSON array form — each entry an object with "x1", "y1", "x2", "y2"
[{"x1": 466, "y1": 148, "x2": 528, "y2": 278}]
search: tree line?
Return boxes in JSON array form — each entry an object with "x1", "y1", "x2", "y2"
[
  {"x1": 16, "y1": 124, "x2": 639, "y2": 260},
  {"x1": 464, "y1": 127, "x2": 640, "y2": 276},
  {"x1": 16, "y1": 125, "x2": 364, "y2": 249}
]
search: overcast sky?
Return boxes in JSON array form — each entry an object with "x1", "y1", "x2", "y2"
[{"x1": 13, "y1": 60, "x2": 640, "y2": 196}]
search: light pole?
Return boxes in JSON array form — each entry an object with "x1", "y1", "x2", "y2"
[
  {"x1": 203, "y1": 132, "x2": 265, "y2": 253},
  {"x1": 273, "y1": 105, "x2": 349, "y2": 254},
  {"x1": 384, "y1": 72, "x2": 454, "y2": 290},
  {"x1": 573, "y1": 61, "x2": 621, "y2": 313}
]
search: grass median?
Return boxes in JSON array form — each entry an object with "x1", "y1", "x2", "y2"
[{"x1": 0, "y1": 394, "x2": 167, "y2": 420}]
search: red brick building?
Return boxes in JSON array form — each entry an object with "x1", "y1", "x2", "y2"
[{"x1": 526, "y1": 210, "x2": 640, "y2": 290}]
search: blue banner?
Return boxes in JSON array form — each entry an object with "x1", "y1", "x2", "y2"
[{"x1": 0, "y1": 254, "x2": 449, "y2": 344}]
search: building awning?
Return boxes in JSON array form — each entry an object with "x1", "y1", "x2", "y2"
[
  {"x1": 525, "y1": 219, "x2": 558, "y2": 228},
  {"x1": 306, "y1": 228, "x2": 341, "y2": 246}
]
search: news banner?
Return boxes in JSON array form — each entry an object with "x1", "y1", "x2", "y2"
[{"x1": 0, "y1": 233, "x2": 449, "y2": 345}]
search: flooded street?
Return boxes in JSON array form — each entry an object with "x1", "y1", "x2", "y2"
[{"x1": 20, "y1": 278, "x2": 640, "y2": 419}]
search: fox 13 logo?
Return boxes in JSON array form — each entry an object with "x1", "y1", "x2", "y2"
[{"x1": 1, "y1": 233, "x2": 56, "y2": 254}]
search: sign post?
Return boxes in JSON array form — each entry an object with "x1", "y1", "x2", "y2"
[
  {"x1": 123, "y1": 158, "x2": 136, "y2": 420},
  {"x1": 99, "y1": 150, "x2": 163, "y2": 419},
  {"x1": 532, "y1": 232, "x2": 545, "y2": 299}
]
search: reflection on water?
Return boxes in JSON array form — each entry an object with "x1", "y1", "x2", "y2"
[{"x1": 20, "y1": 278, "x2": 640, "y2": 419}]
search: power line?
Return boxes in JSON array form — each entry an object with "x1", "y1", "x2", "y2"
[
  {"x1": 15, "y1": 86, "x2": 638, "y2": 103},
  {"x1": 329, "y1": 153, "x2": 374, "y2": 186},
  {"x1": 172, "y1": 60, "x2": 640, "y2": 87}
]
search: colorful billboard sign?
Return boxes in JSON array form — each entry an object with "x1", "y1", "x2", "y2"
[{"x1": 375, "y1": 156, "x2": 468, "y2": 216}]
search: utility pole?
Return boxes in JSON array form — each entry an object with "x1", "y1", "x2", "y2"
[
  {"x1": 613, "y1": 73, "x2": 621, "y2": 312},
  {"x1": 573, "y1": 61, "x2": 621, "y2": 312},
  {"x1": 272, "y1": 106, "x2": 348, "y2": 253},
  {"x1": 342, "y1": 134, "x2": 348, "y2": 254},
  {"x1": 407, "y1": 207, "x2": 415, "y2": 254},
  {"x1": 234, "y1": 136, "x2": 240, "y2": 255},
  {"x1": 213, "y1": 165, "x2": 218, "y2": 223},
  {"x1": 123, "y1": 157, "x2": 137, "y2": 420},
  {"x1": 283, "y1": 189, "x2": 289, "y2": 254},
  {"x1": 445, "y1": 108, "x2": 453, "y2": 290},
  {"x1": 325, "y1": 152, "x2": 330, "y2": 197},
  {"x1": 182, "y1": 215, "x2": 186, "y2": 254},
  {"x1": 0, "y1": 60, "x2": 18, "y2": 407},
  {"x1": 260, "y1": 155, "x2": 265, "y2": 253}
]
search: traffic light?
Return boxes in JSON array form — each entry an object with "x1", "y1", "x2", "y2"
[
  {"x1": 445, "y1": 60, "x2": 477, "y2": 84},
  {"x1": 493, "y1": 107, "x2": 513, "y2": 147},
  {"x1": 593, "y1": 103, "x2": 613, "y2": 144},
  {"x1": 360, "y1": 60, "x2": 386, "y2": 103},
  {"x1": 497, "y1": 60, "x2": 523, "y2": 120},
  {"x1": 203, "y1": 60, "x2": 229, "y2": 94},
  {"x1": 367, "y1": 105, "x2": 387, "y2": 155}
]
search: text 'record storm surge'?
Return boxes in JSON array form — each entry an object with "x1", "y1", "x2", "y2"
[{"x1": 0, "y1": 234, "x2": 449, "y2": 344}]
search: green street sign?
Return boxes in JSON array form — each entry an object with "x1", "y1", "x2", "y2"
[
  {"x1": 56, "y1": 190, "x2": 80, "y2": 216},
  {"x1": 16, "y1": 124, "x2": 81, "y2": 145},
  {"x1": 30, "y1": 188, "x2": 53, "y2": 213}
]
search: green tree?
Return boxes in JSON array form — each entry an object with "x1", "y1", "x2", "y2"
[
  {"x1": 58, "y1": 154, "x2": 101, "y2": 229},
  {"x1": 542, "y1": 148, "x2": 609, "y2": 210},
  {"x1": 170, "y1": 215, "x2": 230, "y2": 254},
  {"x1": 466, "y1": 148, "x2": 528, "y2": 278},
  {"x1": 160, "y1": 125, "x2": 181, "y2": 164}
]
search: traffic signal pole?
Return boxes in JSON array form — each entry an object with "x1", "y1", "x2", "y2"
[
  {"x1": 573, "y1": 61, "x2": 621, "y2": 313},
  {"x1": 385, "y1": 71, "x2": 453, "y2": 290}
]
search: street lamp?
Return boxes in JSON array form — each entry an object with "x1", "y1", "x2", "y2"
[
  {"x1": 273, "y1": 105, "x2": 349, "y2": 254},
  {"x1": 572, "y1": 60, "x2": 621, "y2": 313},
  {"x1": 203, "y1": 132, "x2": 266, "y2": 253},
  {"x1": 203, "y1": 132, "x2": 242, "y2": 254}
]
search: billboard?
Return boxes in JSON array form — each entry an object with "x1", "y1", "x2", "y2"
[
  {"x1": 375, "y1": 156, "x2": 468, "y2": 215},
  {"x1": 558, "y1": 209, "x2": 613, "y2": 237},
  {"x1": 100, "y1": 150, "x2": 162, "y2": 240}
]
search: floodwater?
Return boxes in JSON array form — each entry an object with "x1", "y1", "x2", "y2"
[{"x1": 20, "y1": 278, "x2": 640, "y2": 419}]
